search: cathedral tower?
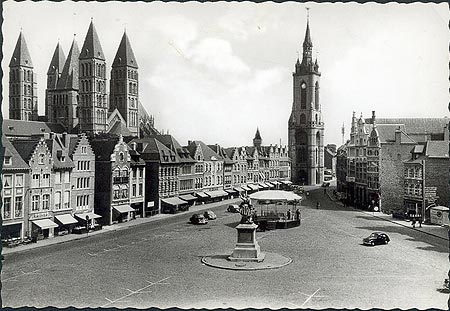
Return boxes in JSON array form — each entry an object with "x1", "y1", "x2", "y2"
[
  {"x1": 45, "y1": 42, "x2": 66, "y2": 122},
  {"x1": 288, "y1": 16, "x2": 324, "y2": 185},
  {"x1": 9, "y1": 31, "x2": 38, "y2": 121},
  {"x1": 253, "y1": 128, "x2": 262, "y2": 148},
  {"x1": 110, "y1": 31, "x2": 139, "y2": 136},
  {"x1": 79, "y1": 20, "x2": 108, "y2": 134}
]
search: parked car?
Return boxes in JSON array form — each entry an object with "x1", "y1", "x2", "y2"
[
  {"x1": 190, "y1": 214, "x2": 208, "y2": 225},
  {"x1": 203, "y1": 210, "x2": 217, "y2": 220},
  {"x1": 227, "y1": 204, "x2": 240, "y2": 213},
  {"x1": 363, "y1": 232, "x2": 390, "y2": 246}
]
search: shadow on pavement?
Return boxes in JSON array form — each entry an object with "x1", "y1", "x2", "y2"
[
  {"x1": 224, "y1": 221, "x2": 240, "y2": 229},
  {"x1": 355, "y1": 225, "x2": 447, "y2": 254}
]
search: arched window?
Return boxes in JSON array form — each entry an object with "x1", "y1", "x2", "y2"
[
  {"x1": 300, "y1": 81, "x2": 307, "y2": 109},
  {"x1": 315, "y1": 114, "x2": 318, "y2": 124}
]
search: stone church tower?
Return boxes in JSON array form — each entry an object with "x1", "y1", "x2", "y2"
[
  {"x1": 110, "y1": 31, "x2": 139, "y2": 137},
  {"x1": 9, "y1": 31, "x2": 38, "y2": 121},
  {"x1": 288, "y1": 17, "x2": 324, "y2": 185},
  {"x1": 78, "y1": 20, "x2": 108, "y2": 134}
]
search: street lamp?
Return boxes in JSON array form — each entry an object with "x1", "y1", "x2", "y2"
[{"x1": 85, "y1": 215, "x2": 90, "y2": 237}]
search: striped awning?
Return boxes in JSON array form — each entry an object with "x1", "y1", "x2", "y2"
[
  {"x1": 280, "y1": 180, "x2": 293, "y2": 185},
  {"x1": 225, "y1": 189, "x2": 237, "y2": 194},
  {"x1": 234, "y1": 187, "x2": 245, "y2": 192},
  {"x1": 75, "y1": 212, "x2": 102, "y2": 220},
  {"x1": 161, "y1": 197, "x2": 188, "y2": 206},
  {"x1": 241, "y1": 185, "x2": 252, "y2": 191},
  {"x1": 271, "y1": 181, "x2": 281, "y2": 185},
  {"x1": 258, "y1": 182, "x2": 268, "y2": 188},
  {"x1": 265, "y1": 182, "x2": 275, "y2": 187}
]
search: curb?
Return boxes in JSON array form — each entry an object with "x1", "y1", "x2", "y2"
[
  {"x1": 362, "y1": 211, "x2": 449, "y2": 241},
  {"x1": 3, "y1": 197, "x2": 242, "y2": 256}
]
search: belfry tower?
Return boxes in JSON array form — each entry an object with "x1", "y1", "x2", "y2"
[
  {"x1": 9, "y1": 31, "x2": 38, "y2": 121},
  {"x1": 288, "y1": 14, "x2": 324, "y2": 185}
]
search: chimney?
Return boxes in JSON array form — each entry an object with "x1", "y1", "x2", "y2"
[
  {"x1": 62, "y1": 132, "x2": 68, "y2": 148},
  {"x1": 395, "y1": 127, "x2": 401, "y2": 144},
  {"x1": 188, "y1": 140, "x2": 192, "y2": 145}
]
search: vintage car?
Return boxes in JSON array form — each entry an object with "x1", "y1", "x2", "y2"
[
  {"x1": 189, "y1": 214, "x2": 208, "y2": 225},
  {"x1": 363, "y1": 232, "x2": 390, "y2": 246}
]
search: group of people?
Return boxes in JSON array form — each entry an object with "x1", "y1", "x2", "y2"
[{"x1": 285, "y1": 208, "x2": 301, "y2": 221}]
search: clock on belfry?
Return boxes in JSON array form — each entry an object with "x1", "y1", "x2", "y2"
[{"x1": 301, "y1": 82, "x2": 306, "y2": 89}]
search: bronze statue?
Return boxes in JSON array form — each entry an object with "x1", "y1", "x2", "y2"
[{"x1": 239, "y1": 194, "x2": 254, "y2": 224}]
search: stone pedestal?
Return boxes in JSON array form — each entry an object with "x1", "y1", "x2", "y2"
[{"x1": 228, "y1": 223, "x2": 265, "y2": 262}]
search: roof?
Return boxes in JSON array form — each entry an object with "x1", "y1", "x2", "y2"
[
  {"x1": 11, "y1": 139, "x2": 40, "y2": 163},
  {"x1": 9, "y1": 31, "x2": 33, "y2": 67},
  {"x1": 373, "y1": 124, "x2": 416, "y2": 144},
  {"x1": 1, "y1": 136, "x2": 29, "y2": 170},
  {"x1": 154, "y1": 135, "x2": 196, "y2": 163},
  {"x1": 303, "y1": 20, "x2": 312, "y2": 48},
  {"x1": 188, "y1": 141, "x2": 223, "y2": 161},
  {"x1": 366, "y1": 118, "x2": 449, "y2": 135},
  {"x1": 129, "y1": 137, "x2": 180, "y2": 163},
  {"x1": 112, "y1": 31, "x2": 138, "y2": 68},
  {"x1": 47, "y1": 42, "x2": 66, "y2": 75},
  {"x1": 254, "y1": 128, "x2": 261, "y2": 140},
  {"x1": 413, "y1": 145, "x2": 424, "y2": 154},
  {"x1": 208, "y1": 144, "x2": 234, "y2": 164},
  {"x1": 57, "y1": 39, "x2": 80, "y2": 90},
  {"x1": 47, "y1": 137, "x2": 75, "y2": 169},
  {"x1": 3, "y1": 119, "x2": 65, "y2": 138},
  {"x1": 108, "y1": 119, "x2": 133, "y2": 137},
  {"x1": 79, "y1": 20, "x2": 105, "y2": 60},
  {"x1": 425, "y1": 141, "x2": 449, "y2": 158}
]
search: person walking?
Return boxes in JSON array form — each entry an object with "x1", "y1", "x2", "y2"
[
  {"x1": 316, "y1": 201, "x2": 320, "y2": 209},
  {"x1": 287, "y1": 209, "x2": 291, "y2": 220}
]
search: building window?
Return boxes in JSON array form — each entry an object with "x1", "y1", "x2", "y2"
[
  {"x1": 3, "y1": 175, "x2": 12, "y2": 188},
  {"x1": 42, "y1": 174, "x2": 50, "y2": 187},
  {"x1": 64, "y1": 191, "x2": 70, "y2": 209},
  {"x1": 32, "y1": 174, "x2": 40, "y2": 187},
  {"x1": 4, "y1": 156, "x2": 11, "y2": 165},
  {"x1": 55, "y1": 172, "x2": 61, "y2": 184},
  {"x1": 15, "y1": 196, "x2": 23, "y2": 218},
  {"x1": 64, "y1": 171, "x2": 70, "y2": 183},
  {"x1": 300, "y1": 82, "x2": 307, "y2": 109},
  {"x1": 32, "y1": 195, "x2": 40, "y2": 211},
  {"x1": 139, "y1": 184, "x2": 143, "y2": 196},
  {"x1": 3, "y1": 197, "x2": 11, "y2": 219},
  {"x1": 55, "y1": 192, "x2": 61, "y2": 210},
  {"x1": 38, "y1": 154, "x2": 45, "y2": 164},
  {"x1": 42, "y1": 194, "x2": 50, "y2": 210}
]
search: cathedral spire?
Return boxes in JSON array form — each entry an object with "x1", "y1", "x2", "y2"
[
  {"x1": 80, "y1": 20, "x2": 105, "y2": 60},
  {"x1": 47, "y1": 42, "x2": 66, "y2": 75},
  {"x1": 58, "y1": 38, "x2": 80, "y2": 90},
  {"x1": 10, "y1": 31, "x2": 33, "y2": 67},
  {"x1": 112, "y1": 31, "x2": 138, "y2": 68}
]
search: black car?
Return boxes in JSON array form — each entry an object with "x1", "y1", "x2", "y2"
[
  {"x1": 189, "y1": 214, "x2": 208, "y2": 225},
  {"x1": 363, "y1": 232, "x2": 390, "y2": 246}
]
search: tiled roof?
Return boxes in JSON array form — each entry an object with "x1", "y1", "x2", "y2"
[
  {"x1": 374, "y1": 124, "x2": 415, "y2": 144},
  {"x1": 426, "y1": 141, "x2": 449, "y2": 158},
  {"x1": 3, "y1": 119, "x2": 65, "y2": 137},
  {"x1": 47, "y1": 42, "x2": 66, "y2": 76},
  {"x1": 2, "y1": 136, "x2": 29, "y2": 170},
  {"x1": 193, "y1": 141, "x2": 223, "y2": 161},
  {"x1": 57, "y1": 39, "x2": 79, "y2": 90},
  {"x1": 47, "y1": 137, "x2": 75, "y2": 169},
  {"x1": 154, "y1": 135, "x2": 195, "y2": 163},
  {"x1": 366, "y1": 118, "x2": 448, "y2": 134},
  {"x1": 112, "y1": 32, "x2": 138, "y2": 68},
  {"x1": 208, "y1": 144, "x2": 234, "y2": 164},
  {"x1": 129, "y1": 137, "x2": 180, "y2": 163},
  {"x1": 108, "y1": 119, "x2": 133, "y2": 137},
  {"x1": 79, "y1": 21, "x2": 105, "y2": 60},
  {"x1": 9, "y1": 31, "x2": 33, "y2": 67},
  {"x1": 11, "y1": 139, "x2": 40, "y2": 163}
]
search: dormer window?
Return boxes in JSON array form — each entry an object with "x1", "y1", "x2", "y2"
[
  {"x1": 81, "y1": 146, "x2": 87, "y2": 154},
  {"x1": 4, "y1": 156, "x2": 11, "y2": 165},
  {"x1": 38, "y1": 154, "x2": 45, "y2": 164}
]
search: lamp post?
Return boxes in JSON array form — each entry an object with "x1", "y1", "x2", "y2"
[{"x1": 85, "y1": 215, "x2": 90, "y2": 237}]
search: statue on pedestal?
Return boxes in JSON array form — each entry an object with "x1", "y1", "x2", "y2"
[{"x1": 239, "y1": 194, "x2": 254, "y2": 224}]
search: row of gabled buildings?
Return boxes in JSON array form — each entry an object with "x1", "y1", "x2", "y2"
[
  {"x1": 336, "y1": 111, "x2": 449, "y2": 222},
  {"x1": 2, "y1": 120, "x2": 291, "y2": 244}
]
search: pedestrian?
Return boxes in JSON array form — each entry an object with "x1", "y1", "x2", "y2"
[
  {"x1": 295, "y1": 209, "x2": 300, "y2": 221},
  {"x1": 418, "y1": 217, "x2": 422, "y2": 228},
  {"x1": 411, "y1": 218, "x2": 416, "y2": 228},
  {"x1": 287, "y1": 209, "x2": 291, "y2": 220},
  {"x1": 316, "y1": 201, "x2": 320, "y2": 209}
]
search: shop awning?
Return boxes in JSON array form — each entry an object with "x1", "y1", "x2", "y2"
[
  {"x1": 280, "y1": 180, "x2": 293, "y2": 185},
  {"x1": 241, "y1": 185, "x2": 252, "y2": 191},
  {"x1": 205, "y1": 190, "x2": 228, "y2": 198},
  {"x1": 248, "y1": 184, "x2": 260, "y2": 190},
  {"x1": 234, "y1": 187, "x2": 245, "y2": 192},
  {"x1": 161, "y1": 197, "x2": 188, "y2": 206},
  {"x1": 265, "y1": 182, "x2": 275, "y2": 187},
  {"x1": 259, "y1": 172, "x2": 265, "y2": 179},
  {"x1": 32, "y1": 219, "x2": 58, "y2": 229},
  {"x1": 113, "y1": 205, "x2": 135, "y2": 214},
  {"x1": 55, "y1": 214, "x2": 78, "y2": 225},
  {"x1": 75, "y1": 212, "x2": 102, "y2": 220},
  {"x1": 258, "y1": 182, "x2": 268, "y2": 188},
  {"x1": 179, "y1": 194, "x2": 197, "y2": 201},
  {"x1": 195, "y1": 192, "x2": 209, "y2": 198},
  {"x1": 225, "y1": 189, "x2": 237, "y2": 194},
  {"x1": 271, "y1": 181, "x2": 281, "y2": 185}
]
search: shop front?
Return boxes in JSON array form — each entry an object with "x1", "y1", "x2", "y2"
[
  {"x1": 179, "y1": 194, "x2": 197, "y2": 206},
  {"x1": 2, "y1": 222, "x2": 23, "y2": 246},
  {"x1": 113, "y1": 205, "x2": 135, "y2": 223},
  {"x1": 195, "y1": 191, "x2": 209, "y2": 204},
  {"x1": 54, "y1": 214, "x2": 78, "y2": 236},
  {"x1": 161, "y1": 197, "x2": 189, "y2": 214},
  {"x1": 225, "y1": 188, "x2": 238, "y2": 199},
  {"x1": 74, "y1": 212, "x2": 102, "y2": 233},
  {"x1": 31, "y1": 218, "x2": 59, "y2": 240},
  {"x1": 205, "y1": 190, "x2": 228, "y2": 202}
]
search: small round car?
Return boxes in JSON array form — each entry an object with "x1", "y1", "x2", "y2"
[
  {"x1": 190, "y1": 214, "x2": 208, "y2": 225},
  {"x1": 203, "y1": 210, "x2": 217, "y2": 220},
  {"x1": 363, "y1": 232, "x2": 390, "y2": 246},
  {"x1": 227, "y1": 204, "x2": 240, "y2": 213}
]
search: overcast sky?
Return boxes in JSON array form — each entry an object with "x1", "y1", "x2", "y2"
[{"x1": 2, "y1": 2, "x2": 449, "y2": 147}]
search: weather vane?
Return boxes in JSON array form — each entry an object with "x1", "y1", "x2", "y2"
[{"x1": 306, "y1": 7, "x2": 310, "y2": 20}]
